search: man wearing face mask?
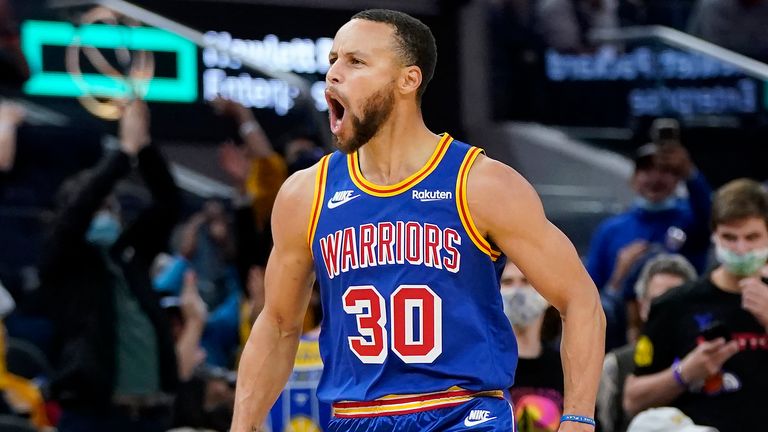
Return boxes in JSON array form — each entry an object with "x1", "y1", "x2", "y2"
[
  {"x1": 624, "y1": 179, "x2": 768, "y2": 432},
  {"x1": 587, "y1": 125, "x2": 712, "y2": 290},
  {"x1": 502, "y1": 262, "x2": 564, "y2": 432},
  {"x1": 587, "y1": 122, "x2": 712, "y2": 350},
  {"x1": 39, "y1": 101, "x2": 181, "y2": 432}
]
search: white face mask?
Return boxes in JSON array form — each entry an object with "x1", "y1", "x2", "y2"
[
  {"x1": 714, "y1": 242, "x2": 768, "y2": 277},
  {"x1": 501, "y1": 285, "x2": 549, "y2": 327}
]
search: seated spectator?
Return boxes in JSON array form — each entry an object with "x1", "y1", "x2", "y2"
[
  {"x1": 597, "y1": 254, "x2": 697, "y2": 432},
  {"x1": 502, "y1": 262, "x2": 564, "y2": 432},
  {"x1": 688, "y1": 0, "x2": 768, "y2": 62},
  {"x1": 627, "y1": 407, "x2": 718, "y2": 432},
  {"x1": 624, "y1": 179, "x2": 768, "y2": 432},
  {"x1": 587, "y1": 126, "x2": 712, "y2": 349},
  {"x1": 39, "y1": 101, "x2": 181, "y2": 432}
]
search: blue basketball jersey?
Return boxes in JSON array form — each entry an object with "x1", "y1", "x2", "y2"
[{"x1": 308, "y1": 134, "x2": 518, "y2": 405}]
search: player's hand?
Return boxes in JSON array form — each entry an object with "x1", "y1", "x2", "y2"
[
  {"x1": 740, "y1": 277, "x2": 768, "y2": 330},
  {"x1": 119, "y1": 100, "x2": 150, "y2": 156},
  {"x1": 678, "y1": 338, "x2": 739, "y2": 384}
]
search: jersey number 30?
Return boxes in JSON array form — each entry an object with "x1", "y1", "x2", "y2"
[{"x1": 342, "y1": 285, "x2": 442, "y2": 364}]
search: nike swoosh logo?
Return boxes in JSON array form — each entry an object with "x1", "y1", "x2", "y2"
[
  {"x1": 464, "y1": 416, "x2": 497, "y2": 427},
  {"x1": 327, "y1": 194, "x2": 360, "y2": 209}
]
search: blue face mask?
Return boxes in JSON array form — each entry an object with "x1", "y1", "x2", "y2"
[
  {"x1": 86, "y1": 211, "x2": 121, "y2": 247},
  {"x1": 634, "y1": 196, "x2": 678, "y2": 212}
]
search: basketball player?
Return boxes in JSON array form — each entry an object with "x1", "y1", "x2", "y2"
[{"x1": 231, "y1": 9, "x2": 605, "y2": 432}]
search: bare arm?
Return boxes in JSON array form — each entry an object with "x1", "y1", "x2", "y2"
[
  {"x1": 230, "y1": 166, "x2": 317, "y2": 432},
  {"x1": 469, "y1": 155, "x2": 605, "y2": 431}
]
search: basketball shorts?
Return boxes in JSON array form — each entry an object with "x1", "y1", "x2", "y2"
[{"x1": 328, "y1": 395, "x2": 515, "y2": 432}]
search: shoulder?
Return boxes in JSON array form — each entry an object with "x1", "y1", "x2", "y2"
[
  {"x1": 466, "y1": 153, "x2": 540, "y2": 208},
  {"x1": 464, "y1": 152, "x2": 546, "y2": 237}
]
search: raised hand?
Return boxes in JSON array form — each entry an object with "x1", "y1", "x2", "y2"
[{"x1": 119, "y1": 100, "x2": 151, "y2": 156}]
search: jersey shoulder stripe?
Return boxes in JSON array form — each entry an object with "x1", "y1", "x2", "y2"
[
  {"x1": 306, "y1": 154, "x2": 332, "y2": 249},
  {"x1": 456, "y1": 146, "x2": 502, "y2": 260}
]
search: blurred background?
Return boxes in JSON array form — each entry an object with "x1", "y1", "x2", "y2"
[{"x1": 0, "y1": 0, "x2": 765, "y2": 431}]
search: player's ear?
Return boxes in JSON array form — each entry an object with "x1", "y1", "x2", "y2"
[{"x1": 398, "y1": 65, "x2": 422, "y2": 97}]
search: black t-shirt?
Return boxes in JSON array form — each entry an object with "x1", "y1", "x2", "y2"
[
  {"x1": 510, "y1": 347, "x2": 564, "y2": 432},
  {"x1": 633, "y1": 276, "x2": 768, "y2": 432}
]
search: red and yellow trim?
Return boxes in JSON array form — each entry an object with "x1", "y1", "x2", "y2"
[
  {"x1": 332, "y1": 387, "x2": 504, "y2": 418},
  {"x1": 456, "y1": 147, "x2": 502, "y2": 261},
  {"x1": 306, "y1": 154, "x2": 331, "y2": 248},
  {"x1": 347, "y1": 134, "x2": 453, "y2": 197}
]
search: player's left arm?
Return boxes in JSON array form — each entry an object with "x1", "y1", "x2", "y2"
[{"x1": 468, "y1": 155, "x2": 606, "y2": 430}]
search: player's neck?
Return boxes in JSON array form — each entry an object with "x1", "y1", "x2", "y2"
[{"x1": 356, "y1": 109, "x2": 440, "y2": 186}]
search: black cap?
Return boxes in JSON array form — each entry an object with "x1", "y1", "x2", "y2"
[{"x1": 634, "y1": 143, "x2": 658, "y2": 171}]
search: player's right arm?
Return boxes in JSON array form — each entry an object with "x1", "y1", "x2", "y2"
[{"x1": 230, "y1": 165, "x2": 317, "y2": 432}]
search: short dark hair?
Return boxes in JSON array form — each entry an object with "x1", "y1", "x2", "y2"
[
  {"x1": 352, "y1": 9, "x2": 437, "y2": 101},
  {"x1": 711, "y1": 178, "x2": 768, "y2": 230}
]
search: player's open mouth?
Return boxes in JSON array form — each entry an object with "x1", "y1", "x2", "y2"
[{"x1": 326, "y1": 92, "x2": 347, "y2": 135}]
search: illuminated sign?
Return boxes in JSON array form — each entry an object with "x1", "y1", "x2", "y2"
[
  {"x1": 202, "y1": 31, "x2": 332, "y2": 115},
  {"x1": 546, "y1": 47, "x2": 759, "y2": 117},
  {"x1": 21, "y1": 19, "x2": 331, "y2": 117},
  {"x1": 22, "y1": 20, "x2": 197, "y2": 102}
]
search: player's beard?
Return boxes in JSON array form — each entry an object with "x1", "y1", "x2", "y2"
[{"x1": 333, "y1": 81, "x2": 395, "y2": 154}]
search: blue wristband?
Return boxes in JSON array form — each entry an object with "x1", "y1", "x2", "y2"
[
  {"x1": 560, "y1": 414, "x2": 596, "y2": 427},
  {"x1": 672, "y1": 358, "x2": 689, "y2": 387}
]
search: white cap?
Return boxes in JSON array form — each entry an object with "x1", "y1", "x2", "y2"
[{"x1": 627, "y1": 408, "x2": 719, "y2": 432}]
